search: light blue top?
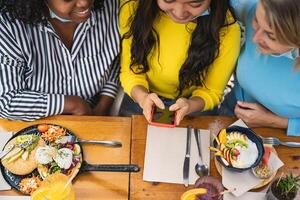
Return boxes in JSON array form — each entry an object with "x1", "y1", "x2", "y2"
[
  {"x1": 230, "y1": 0, "x2": 257, "y2": 22},
  {"x1": 232, "y1": 0, "x2": 300, "y2": 136}
]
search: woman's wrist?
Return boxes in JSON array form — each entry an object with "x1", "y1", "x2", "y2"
[
  {"x1": 63, "y1": 96, "x2": 92, "y2": 115},
  {"x1": 269, "y1": 114, "x2": 288, "y2": 129},
  {"x1": 131, "y1": 85, "x2": 149, "y2": 108},
  {"x1": 93, "y1": 95, "x2": 114, "y2": 116},
  {"x1": 187, "y1": 96, "x2": 205, "y2": 114},
  {"x1": 63, "y1": 96, "x2": 83, "y2": 114}
]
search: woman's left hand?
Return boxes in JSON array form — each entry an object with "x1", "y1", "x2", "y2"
[
  {"x1": 169, "y1": 98, "x2": 190, "y2": 125},
  {"x1": 169, "y1": 97, "x2": 205, "y2": 125},
  {"x1": 234, "y1": 101, "x2": 287, "y2": 128},
  {"x1": 93, "y1": 95, "x2": 114, "y2": 116}
]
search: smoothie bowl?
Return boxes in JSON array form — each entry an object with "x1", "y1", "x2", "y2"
[
  {"x1": 181, "y1": 176, "x2": 224, "y2": 200},
  {"x1": 211, "y1": 126, "x2": 264, "y2": 172}
]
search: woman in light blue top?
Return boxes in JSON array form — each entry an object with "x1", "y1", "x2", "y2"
[{"x1": 221, "y1": 0, "x2": 300, "y2": 136}]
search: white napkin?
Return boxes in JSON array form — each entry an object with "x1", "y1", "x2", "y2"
[
  {"x1": 224, "y1": 192, "x2": 266, "y2": 200},
  {"x1": 221, "y1": 119, "x2": 284, "y2": 196},
  {"x1": 0, "y1": 196, "x2": 30, "y2": 200},
  {"x1": 229, "y1": 119, "x2": 247, "y2": 127},
  {"x1": 143, "y1": 125, "x2": 210, "y2": 185},
  {"x1": 0, "y1": 127, "x2": 13, "y2": 190}
]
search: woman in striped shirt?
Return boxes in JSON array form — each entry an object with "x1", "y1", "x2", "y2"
[{"x1": 0, "y1": 0, "x2": 120, "y2": 121}]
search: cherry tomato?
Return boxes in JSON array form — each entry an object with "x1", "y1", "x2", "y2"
[{"x1": 37, "y1": 124, "x2": 49, "y2": 132}]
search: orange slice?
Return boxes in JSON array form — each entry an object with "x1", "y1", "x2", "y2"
[
  {"x1": 218, "y1": 129, "x2": 227, "y2": 144},
  {"x1": 181, "y1": 188, "x2": 207, "y2": 200}
]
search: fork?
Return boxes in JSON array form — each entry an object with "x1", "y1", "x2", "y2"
[{"x1": 261, "y1": 136, "x2": 300, "y2": 148}]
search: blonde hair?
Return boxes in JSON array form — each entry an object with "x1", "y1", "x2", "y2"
[{"x1": 261, "y1": 0, "x2": 300, "y2": 67}]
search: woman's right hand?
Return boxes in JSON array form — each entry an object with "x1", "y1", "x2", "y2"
[
  {"x1": 63, "y1": 96, "x2": 93, "y2": 116},
  {"x1": 234, "y1": 101, "x2": 288, "y2": 129},
  {"x1": 131, "y1": 86, "x2": 165, "y2": 122},
  {"x1": 139, "y1": 93, "x2": 165, "y2": 122}
]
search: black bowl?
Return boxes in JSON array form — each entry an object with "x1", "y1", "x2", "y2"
[{"x1": 213, "y1": 126, "x2": 264, "y2": 173}]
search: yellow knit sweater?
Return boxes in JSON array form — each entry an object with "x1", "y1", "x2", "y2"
[{"x1": 120, "y1": 1, "x2": 241, "y2": 110}]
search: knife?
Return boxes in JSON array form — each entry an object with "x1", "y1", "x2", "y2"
[
  {"x1": 0, "y1": 144, "x2": 15, "y2": 159},
  {"x1": 183, "y1": 126, "x2": 192, "y2": 187}
]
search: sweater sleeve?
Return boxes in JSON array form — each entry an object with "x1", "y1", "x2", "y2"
[
  {"x1": 119, "y1": 0, "x2": 149, "y2": 97},
  {"x1": 191, "y1": 21, "x2": 241, "y2": 110},
  {"x1": 287, "y1": 118, "x2": 300, "y2": 136}
]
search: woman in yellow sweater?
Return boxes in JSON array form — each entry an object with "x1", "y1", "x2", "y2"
[{"x1": 120, "y1": 0, "x2": 241, "y2": 125}]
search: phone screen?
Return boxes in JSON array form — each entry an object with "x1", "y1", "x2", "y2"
[{"x1": 152, "y1": 107, "x2": 175, "y2": 125}]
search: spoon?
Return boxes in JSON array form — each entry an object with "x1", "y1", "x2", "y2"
[
  {"x1": 194, "y1": 129, "x2": 209, "y2": 177},
  {"x1": 56, "y1": 135, "x2": 122, "y2": 148}
]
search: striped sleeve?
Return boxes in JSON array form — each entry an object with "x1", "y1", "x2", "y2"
[
  {"x1": 0, "y1": 17, "x2": 64, "y2": 121},
  {"x1": 100, "y1": 55, "x2": 120, "y2": 98}
]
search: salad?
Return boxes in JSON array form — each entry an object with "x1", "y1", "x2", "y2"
[
  {"x1": 35, "y1": 124, "x2": 82, "y2": 179},
  {"x1": 1, "y1": 124, "x2": 82, "y2": 195}
]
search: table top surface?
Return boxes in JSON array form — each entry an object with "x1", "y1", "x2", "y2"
[
  {"x1": 130, "y1": 115, "x2": 300, "y2": 200},
  {"x1": 0, "y1": 116, "x2": 132, "y2": 200},
  {"x1": 0, "y1": 115, "x2": 300, "y2": 200}
]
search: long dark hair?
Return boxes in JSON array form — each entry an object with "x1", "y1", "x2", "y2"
[
  {"x1": 0, "y1": 0, "x2": 105, "y2": 25},
  {"x1": 122, "y1": 0, "x2": 236, "y2": 95}
]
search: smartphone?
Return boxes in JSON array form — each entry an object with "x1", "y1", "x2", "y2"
[{"x1": 149, "y1": 106, "x2": 176, "y2": 128}]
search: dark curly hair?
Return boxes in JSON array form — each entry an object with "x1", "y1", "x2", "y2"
[
  {"x1": 122, "y1": 0, "x2": 236, "y2": 96},
  {"x1": 0, "y1": 0, "x2": 105, "y2": 25}
]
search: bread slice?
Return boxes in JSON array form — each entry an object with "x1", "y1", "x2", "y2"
[{"x1": 1, "y1": 137, "x2": 45, "y2": 175}]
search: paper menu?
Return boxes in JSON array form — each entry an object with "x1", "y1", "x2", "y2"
[
  {"x1": 0, "y1": 128, "x2": 12, "y2": 191},
  {"x1": 143, "y1": 125, "x2": 210, "y2": 185},
  {"x1": 0, "y1": 196, "x2": 30, "y2": 200}
]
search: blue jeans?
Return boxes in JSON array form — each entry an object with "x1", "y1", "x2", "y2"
[
  {"x1": 119, "y1": 93, "x2": 220, "y2": 117},
  {"x1": 217, "y1": 89, "x2": 237, "y2": 116},
  {"x1": 119, "y1": 94, "x2": 176, "y2": 116}
]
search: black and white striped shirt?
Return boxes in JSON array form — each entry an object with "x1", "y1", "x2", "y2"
[{"x1": 0, "y1": 0, "x2": 120, "y2": 121}]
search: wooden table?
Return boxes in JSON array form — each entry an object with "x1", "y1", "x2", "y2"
[
  {"x1": 1, "y1": 115, "x2": 300, "y2": 199},
  {"x1": 130, "y1": 115, "x2": 300, "y2": 200},
  {"x1": 0, "y1": 116, "x2": 132, "y2": 200}
]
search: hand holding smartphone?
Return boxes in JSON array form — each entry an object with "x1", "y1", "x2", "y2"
[{"x1": 149, "y1": 106, "x2": 176, "y2": 128}]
